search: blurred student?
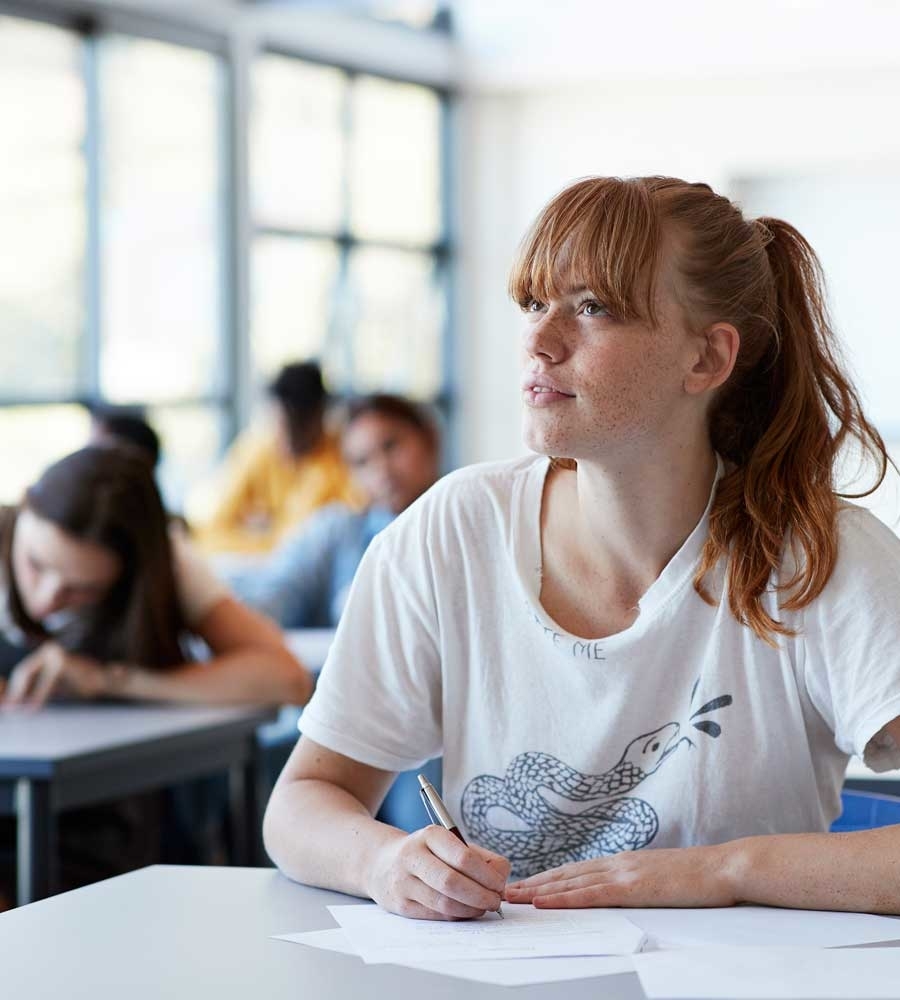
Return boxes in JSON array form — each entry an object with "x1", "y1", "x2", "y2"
[
  {"x1": 233, "y1": 394, "x2": 440, "y2": 628},
  {"x1": 194, "y1": 362, "x2": 357, "y2": 555},
  {"x1": 0, "y1": 445, "x2": 313, "y2": 907},
  {"x1": 87, "y1": 403, "x2": 161, "y2": 469},
  {"x1": 0, "y1": 446, "x2": 312, "y2": 707},
  {"x1": 232, "y1": 394, "x2": 441, "y2": 831}
]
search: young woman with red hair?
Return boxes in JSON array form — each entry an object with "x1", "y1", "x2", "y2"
[{"x1": 264, "y1": 176, "x2": 900, "y2": 920}]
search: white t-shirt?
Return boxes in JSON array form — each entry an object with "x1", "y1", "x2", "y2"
[{"x1": 299, "y1": 455, "x2": 900, "y2": 880}]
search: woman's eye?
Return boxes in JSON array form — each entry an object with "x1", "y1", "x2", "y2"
[
  {"x1": 524, "y1": 299, "x2": 544, "y2": 313},
  {"x1": 582, "y1": 300, "x2": 608, "y2": 317}
]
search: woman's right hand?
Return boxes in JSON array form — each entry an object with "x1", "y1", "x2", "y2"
[{"x1": 367, "y1": 826, "x2": 510, "y2": 920}]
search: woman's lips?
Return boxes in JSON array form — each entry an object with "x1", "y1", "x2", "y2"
[
  {"x1": 522, "y1": 375, "x2": 575, "y2": 407},
  {"x1": 524, "y1": 387, "x2": 575, "y2": 406}
]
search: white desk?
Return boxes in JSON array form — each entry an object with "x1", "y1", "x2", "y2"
[
  {"x1": 0, "y1": 704, "x2": 274, "y2": 906},
  {"x1": 283, "y1": 628, "x2": 335, "y2": 672},
  {"x1": 0, "y1": 865, "x2": 645, "y2": 999},
  {"x1": 845, "y1": 757, "x2": 900, "y2": 795}
]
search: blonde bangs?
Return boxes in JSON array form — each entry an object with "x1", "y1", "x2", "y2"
[{"x1": 508, "y1": 177, "x2": 662, "y2": 323}]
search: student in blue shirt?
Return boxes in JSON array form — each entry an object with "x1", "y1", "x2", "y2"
[
  {"x1": 232, "y1": 394, "x2": 440, "y2": 629},
  {"x1": 233, "y1": 394, "x2": 442, "y2": 829}
]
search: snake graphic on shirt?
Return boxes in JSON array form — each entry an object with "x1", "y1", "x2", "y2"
[{"x1": 460, "y1": 682, "x2": 733, "y2": 879}]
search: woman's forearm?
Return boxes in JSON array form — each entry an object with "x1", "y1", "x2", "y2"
[
  {"x1": 725, "y1": 827, "x2": 900, "y2": 914},
  {"x1": 105, "y1": 647, "x2": 313, "y2": 706},
  {"x1": 262, "y1": 776, "x2": 403, "y2": 897}
]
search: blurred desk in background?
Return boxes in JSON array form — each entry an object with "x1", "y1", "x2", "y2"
[
  {"x1": 0, "y1": 703, "x2": 274, "y2": 906},
  {"x1": 257, "y1": 630, "x2": 336, "y2": 787},
  {"x1": 844, "y1": 756, "x2": 900, "y2": 796},
  {"x1": 283, "y1": 629, "x2": 335, "y2": 674}
]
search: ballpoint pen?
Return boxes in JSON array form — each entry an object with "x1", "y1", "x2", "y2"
[{"x1": 417, "y1": 773, "x2": 504, "y2": 918}]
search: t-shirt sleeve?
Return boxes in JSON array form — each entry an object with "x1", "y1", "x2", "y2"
[
  {"x1": 801, "y1": 507, "x2": 900, "y2": 771},
  {"x1": 170, "y1": 529, "x2": 231, "y2": 627},
  {"x1": 298, "y1": 515, "x2": 443, "y2": 773}
]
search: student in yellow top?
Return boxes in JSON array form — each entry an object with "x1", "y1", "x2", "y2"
[{"x1": 194, "y1": 362, "x2": 357, "y2": 554}]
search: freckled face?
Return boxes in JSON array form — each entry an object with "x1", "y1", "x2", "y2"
[{"x1": 519, "y1": 264, "x2": 698, "y2": 461}]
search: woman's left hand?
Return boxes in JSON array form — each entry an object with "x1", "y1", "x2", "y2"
[
  {"x1": 2, "y1": 641, "x2": 108, "y2": 708},
  {"x1": 504, "y1": 843, "x2": 740, "y2": 909}
]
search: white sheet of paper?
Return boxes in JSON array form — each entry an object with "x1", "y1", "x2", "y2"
[
  {"x1": 326, "y1": 902, "x2": 646, "y2": 964},
  {"x1": 633, "y1": 945, "x2": 900, "y2": 999},
  {"x1": 274, "y1": 928, "x2": 635, "y2": 986},
  {"x1": 627, "y1": 906, "x2": 900, "y2": 950}
]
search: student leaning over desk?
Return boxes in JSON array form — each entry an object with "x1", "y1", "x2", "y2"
[
  {"x1": 264, "y1": 175, "x2": 900, "y2": 921},
  {"x1": 0, "y1": 445, "x2": 313, "y2": 707}
]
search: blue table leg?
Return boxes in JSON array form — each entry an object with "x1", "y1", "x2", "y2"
[{"x1": 16, "y1": 779, "x2": 55, "y2": 906}]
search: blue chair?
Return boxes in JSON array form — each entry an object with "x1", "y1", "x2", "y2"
[{"x1": 831, "y1": 789, "x2": 900, "y2": 832}]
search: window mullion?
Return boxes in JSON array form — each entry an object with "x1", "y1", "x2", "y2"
[{"x1": 82, "y1": 24, "x2": 102, "y2": 404}]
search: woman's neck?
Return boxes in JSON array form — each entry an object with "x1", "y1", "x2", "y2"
[{"x1": 540, "y1": 439, "x2": 718, "y2": 632}]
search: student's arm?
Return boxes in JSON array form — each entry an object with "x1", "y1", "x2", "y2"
[
  {"x1": 262, "y1": 735, "x2": 510, "y2": 919},
  {"x1": 507, "y1": 818, "x2": 900, "y2": 914},
  {"x1": 107, "y1": 596, "x2": 313, "y2": 706},
  {"x1": 232, "y1": 506, "x2": 344, "y2": 627},
  {"x1": 3, "y1": 598, "x2": 313, "y2": 708},
  {"x1": 507, "y1": 713, "x2": 900, "y2": 914}
]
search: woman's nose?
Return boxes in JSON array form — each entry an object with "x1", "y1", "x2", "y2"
[
  {"x1": 33, "y1": 577, "x2": 65, "y2": 618},
  {"x1": 522, "y1": 311, "x2": 568, "y2": 363}
]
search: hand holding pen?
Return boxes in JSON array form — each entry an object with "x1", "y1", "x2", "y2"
[
  {"x1": 363, "y1": 775, "x2": 511, "y2": 921},
  {"x1": 418, "y1": 774, "x2": 505, "y2": 918}
]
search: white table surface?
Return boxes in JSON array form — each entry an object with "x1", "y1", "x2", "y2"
[{"x1": 0, "y1": 865, "x2": 645, "y2": 1000}]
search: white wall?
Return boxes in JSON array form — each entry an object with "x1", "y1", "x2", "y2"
[{"x1": 455, "y1": 70, "x2": 900, "y2": 471}]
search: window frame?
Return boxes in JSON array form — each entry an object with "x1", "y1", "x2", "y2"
[
  {"x1": 250, "y1": 45, "x2": 455, "y2": 454},
  {"x1": 0, "y1": 1, "x2": 456, "y2": 473}
]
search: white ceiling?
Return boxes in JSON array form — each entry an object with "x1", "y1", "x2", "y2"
[
  {"x1": 448, "y1": 0, "x2": 900, "y2": 89},
  {"x1": 90, "y1": 0, "x2": 900, "y2": 90}
]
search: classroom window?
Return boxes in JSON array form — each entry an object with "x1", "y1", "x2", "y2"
[
  {"x1": 0, "y1": 405, "x2": 91, "y2": 504},
  {"x1": 0, "y1": 16, "x2": 85, "y2": 401},
  {"x1": 348, "y1": 75, "x2": 442, "y2": 246},
  {"x1": 252, "y1": 57, "x2": 346, "y2": 232},
  {"x1": 0, "y1": 9, "x2": 451, "y2": 503},
  {"x1": 250, "y1": 53, "x2": 448, "y2": 403},
  {"x1": 344, "y1": 246, "x2": 445, "y2": 397},
  {"x1": 0, "y1": 12, "x2": 228, "y2": 506},
  {"x1": 98, "y1": 36, "x2": 225, "y2": 405}
]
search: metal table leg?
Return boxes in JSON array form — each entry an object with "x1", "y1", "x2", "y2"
[
  {"x1": 227, "y1": 737, "x2": 260, "y2": 866},
  {"x1": 16, "y1": 779, "x2": 55, "y2": 906}
]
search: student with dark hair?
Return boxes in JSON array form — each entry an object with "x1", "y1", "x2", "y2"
[
  {"x1": 194, "y1": 361, "x2": 357, "y2": 554},
  {"x1": 87, "y1": 403, "x2": 161, "y2": 469},
  {"x1": 231, "y1": 394, "x2": 442, "y2": 831},
  {"x1": 233, "y1": 394, "x2": 439, "y2": 628},
  {"x1": 0, "y1": 446, "x2": 312, "y2": 706},
  {"x1": 0, "y1": 446, "x2": 314, "y2": 907},
  {"x1": 264, "y1": 175, "x2": 900, "y2": 921}
]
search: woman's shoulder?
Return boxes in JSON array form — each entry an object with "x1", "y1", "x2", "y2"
[
  {"x1": 408, "y1": 454, "x2": 545, "y2": 520},
  {"x1": 800, "y1": 503, "x2": 900, "y2": 608},
  {"x1": 835, "y1": 502, "x2": 900, "y2": 562},
  {"x1": 429, "y1": 453, "x2": 545, "y2": 498},
  {"x1": 374, "y1": 454, "x2": 546, "y2": 553}
]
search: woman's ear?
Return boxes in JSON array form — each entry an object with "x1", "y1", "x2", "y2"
[{"x1": 684, "y1": 323, "x2": 740, "y2": 396}]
